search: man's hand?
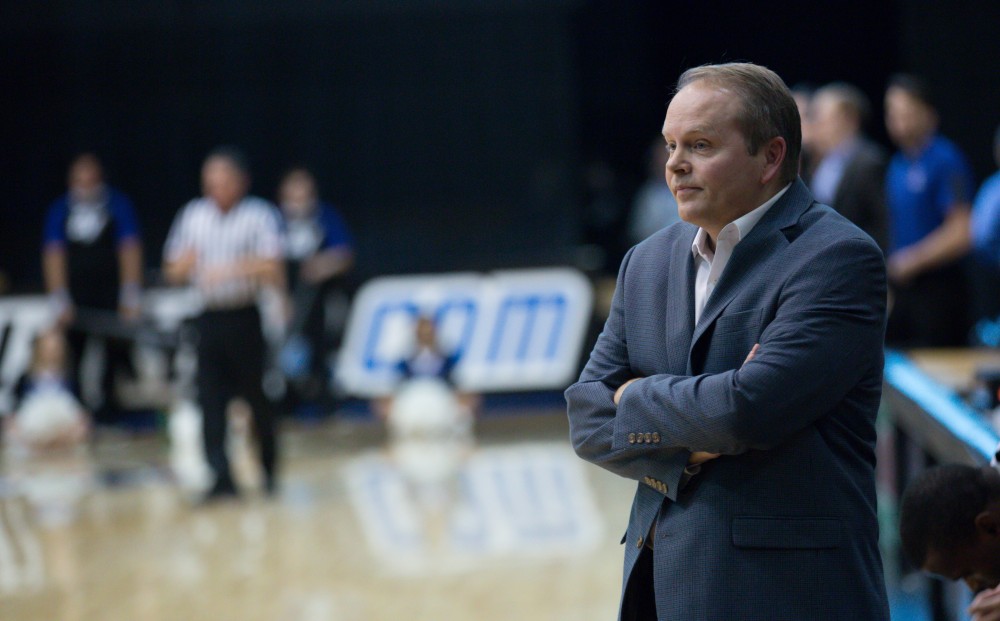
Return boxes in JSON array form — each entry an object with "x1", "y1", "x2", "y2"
[
  {"x1": 613, "y1": 378, "x2": 640, "y2": 405},
  {"x1": 164, "y1": 249, "x2": 198, "y2": 285},
  {"x1": 969, "y1": 585, "x2": 1000, "y2": 621},
  {"x1": 887, "y1": 248, "x2": 921, "y2": 287}
]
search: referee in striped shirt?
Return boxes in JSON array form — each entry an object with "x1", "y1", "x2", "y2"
[{"x1": 164, "y1": 147, "x2": 285, "y2": 501}]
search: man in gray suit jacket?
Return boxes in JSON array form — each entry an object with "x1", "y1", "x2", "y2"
[
  {"x1": 809, "y1": 82, "x2": 889, "y2": 253},
  {"x1": 566, "y1": 62, "x2": 890, "y2": 620}
]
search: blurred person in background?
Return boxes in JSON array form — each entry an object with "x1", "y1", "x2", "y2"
[
  {"x1": 163, "y1": 147, "x2": 285, "y2": 502},
  {"x1": 900, "y1": 464, "x2": 1000, "y2": 621},
  {"x1": 42, "y1": 153, "x2": 143, "y2": 426},
  {"x1": 791, "y1": 83, "x2": 817, "y2": 180},
  {"x1": 626, "y1": 138, "x2": 681, "y2": 246},
  {"x1": 971, "y1": 124, "x2": 1000, "y2": 269},
  {"x1": 580, "y1": 158, "x2": 629, "y2": 276},
  {"x1": 379, "y1": 315, "x2": 475, "y2": 509},
  {"x1": 2, "y1": 328, "x2": 94, "y2": 527},
  {"x1": 277, "y1": 167, "x2": 354, "y2": 414},
  {"x1": 371, "y1": 315, "x2": 473, "y2": 421},
  {"x1": 4, "y1": 328, "x2": 89, "y2": 451},
  {"x1": 809, "y1": 82, "x2": 889, "y2": 251},
  {"x1": 884, "y1": 74, "x2": 976, "y2": 347}
]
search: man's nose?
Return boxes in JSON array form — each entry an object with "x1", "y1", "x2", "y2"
[{"x1": 666, "y1": 149, "x2": 688, "y2": 176}]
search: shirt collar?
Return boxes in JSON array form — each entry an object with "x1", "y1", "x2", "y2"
[{"x1": 691, "y1": 183, "x2": 791, "y2": 259}]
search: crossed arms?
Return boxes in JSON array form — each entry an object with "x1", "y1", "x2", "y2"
[{"x1": 565, "y1": 236, "x2": 886, "y2": 500}]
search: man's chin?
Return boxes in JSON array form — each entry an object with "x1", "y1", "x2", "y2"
[{"x1": 676, "y1": 205, "x2": 702, "y2": 226}]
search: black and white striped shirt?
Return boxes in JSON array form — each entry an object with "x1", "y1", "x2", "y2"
[{"x1": 164, "y1": 195, "x2": 284, "y2": 309}]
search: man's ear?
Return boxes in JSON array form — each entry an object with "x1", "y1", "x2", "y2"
[
  {"x1": 760, "y1": 136, "x2": 787, "y2": 185},
  {"x1": 974, "y1": 509, "x2": 1000, "y2": 538}
]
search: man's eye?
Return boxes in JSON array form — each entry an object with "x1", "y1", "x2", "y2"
[{"x1": 693, "y1": 142, "x2": 709, "y2": 150}]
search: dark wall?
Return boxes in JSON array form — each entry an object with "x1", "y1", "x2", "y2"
[
  {"x1": 896, "y1": 0, "x2": 1000, "y2": 181},
  {"x1": 3, "y1": 1, "x2": 998, "y2": 293},
  {"x1": 2, "y1": 1, "x2": 581, "y2": 288}
]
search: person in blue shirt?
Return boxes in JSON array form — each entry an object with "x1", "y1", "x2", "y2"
[
  {"x1": 277, "y1": 167, "x2": 354, "y2": 411},
  {"x1": 884, "y1": 75, "x2": 976, "y2": 347},
  {"x1": 971, "y1": 124, "x2": 1000, "y2": 267},
  {"x1": 42, "y1": 153, "x2": 143, "y2": 424}
]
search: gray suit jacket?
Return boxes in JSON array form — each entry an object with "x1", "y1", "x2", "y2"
[
  {"x1": 831, "y1": 138, "x2": 889, "y2": 253},
  {"x1": 566, "y1": 179, "x2": 890, "y2": 620}
]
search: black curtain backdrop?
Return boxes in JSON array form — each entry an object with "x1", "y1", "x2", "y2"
[{"x1": 3, "y1": 1, "x2": 998, "y2": 292}]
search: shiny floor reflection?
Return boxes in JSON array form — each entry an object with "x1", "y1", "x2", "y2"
[{"x1": 0, "y1": 412, "x2": 631, "y2": 621}]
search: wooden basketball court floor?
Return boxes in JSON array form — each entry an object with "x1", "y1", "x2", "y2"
[{"x1": 0, "y1": 409, "x2": 634, "y2": 621}]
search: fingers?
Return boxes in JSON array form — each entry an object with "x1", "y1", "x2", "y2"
[
  {"x1": 688, "y1": 451, "x2": 720, "y2": 465},
  {"x1": 970, "y1": 586, "x2": 1000, "y2": 621},
  {"x1": 613, "y1": 377, "x2": 641, "y2": 405},
  {"x1": 743, "y1": 343, "x2": 760, "y2": 366}
]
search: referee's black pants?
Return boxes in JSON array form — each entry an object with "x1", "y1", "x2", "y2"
[{"x1": 196, "y1": 306, "x2": 277, "y2": 490}]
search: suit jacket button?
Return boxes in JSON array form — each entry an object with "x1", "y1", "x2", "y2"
[
  {"x1": 644, "y1": 432, "x2": 652, "y2": 443},
  {"x1": 628, "y1": 433, "x2": 636, "y2": 444},
  {"x1": 636, "y1": 536, "x2": 644, "y2": 548},
  {"x1": 652, "y1": 432, "x2": 661, "y2": 443}
]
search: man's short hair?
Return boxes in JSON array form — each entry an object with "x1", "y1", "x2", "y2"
[
  {"x1": 899, "y1": 464, "x2": 1000, "y2": 568},
  {"x1": 816, "y1": 82, "x2": 873, "y2": 129},
  {"x1": 887, "y1": 73, "x2": 936, "y2": 110},
  {"x1": 205, "y1": 145, "x2": 251, "y2": 178},
  {"x1": 675, "y1": 62, "x2": 802, "y2": 185}
]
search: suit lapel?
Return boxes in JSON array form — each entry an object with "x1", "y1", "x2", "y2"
[
  {"x1": 689, "y1": 180, "x2": 815, "y2": 352},
  {"x1": 666, "y1": 230, "x2": 697, "y2": 374}
]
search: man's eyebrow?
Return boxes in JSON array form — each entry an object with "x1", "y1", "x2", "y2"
[{"x1": 670, "y1": 126, "x2": 717, "y2": 138}]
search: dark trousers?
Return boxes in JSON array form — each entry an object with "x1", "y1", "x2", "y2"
[
  {"x1": 67, "y1": 323, "x2": 133, "y2": 425},
  {"x1": 622, "y1": 546, "x2": 658, "y2": 621},
  {"x1": 196, "y1": 306, "x2": 277, "y2": 489},
  {"x1": 886, "y1": 263, "x2": 970, "y2": 348},
  {"x1": 286, "y1": 275, "x2": 350, "y2": 405}
]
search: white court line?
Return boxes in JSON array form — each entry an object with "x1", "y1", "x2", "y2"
[
  {"x1": 7, "y1": 497, "x2": 45, "y2": 592},
  {"x1": 0, "y1": 500, "x2": 21, "y2": 594}
]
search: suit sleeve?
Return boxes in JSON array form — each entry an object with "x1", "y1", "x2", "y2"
[
  {"x1": 565, "y1": 247, "x2": 692, "y2": 501},
  {"x1": 611, "y1": 235, "x2": 886, "y2": 456}
]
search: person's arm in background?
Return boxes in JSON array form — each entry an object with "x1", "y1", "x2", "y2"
[
  {"x1": 42, "y1": 202, "x2": 73, "y2": 326},
  {"x1": 301, "y1": 247, "x2": 353, "y2": 284},
  {"x1": 301, "y1": 205, "x2": 354, "y2": 284},
  {"x1": 117, "y1": 240, "x2": 143, "y2": 320},
  {"x1": 162, "y1": 204, "x2": 197, "y2": 286},
  {"x1": 111, "y1": 192, "x2": 144, "y2": 321},
  {"x1": 889, "y1": 165, "x2": 975, "y2": 285},
  {"x1": 888, "y1": 203, "x2": 971, "y2": 285}
]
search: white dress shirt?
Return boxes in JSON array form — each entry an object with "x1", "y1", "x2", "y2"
[
  {"x1": 691, "y1": 184, "x2": 791, "y2": 325},
  {"x1": 164, "y1": 196, "x2": 284, "y2": 309}
]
